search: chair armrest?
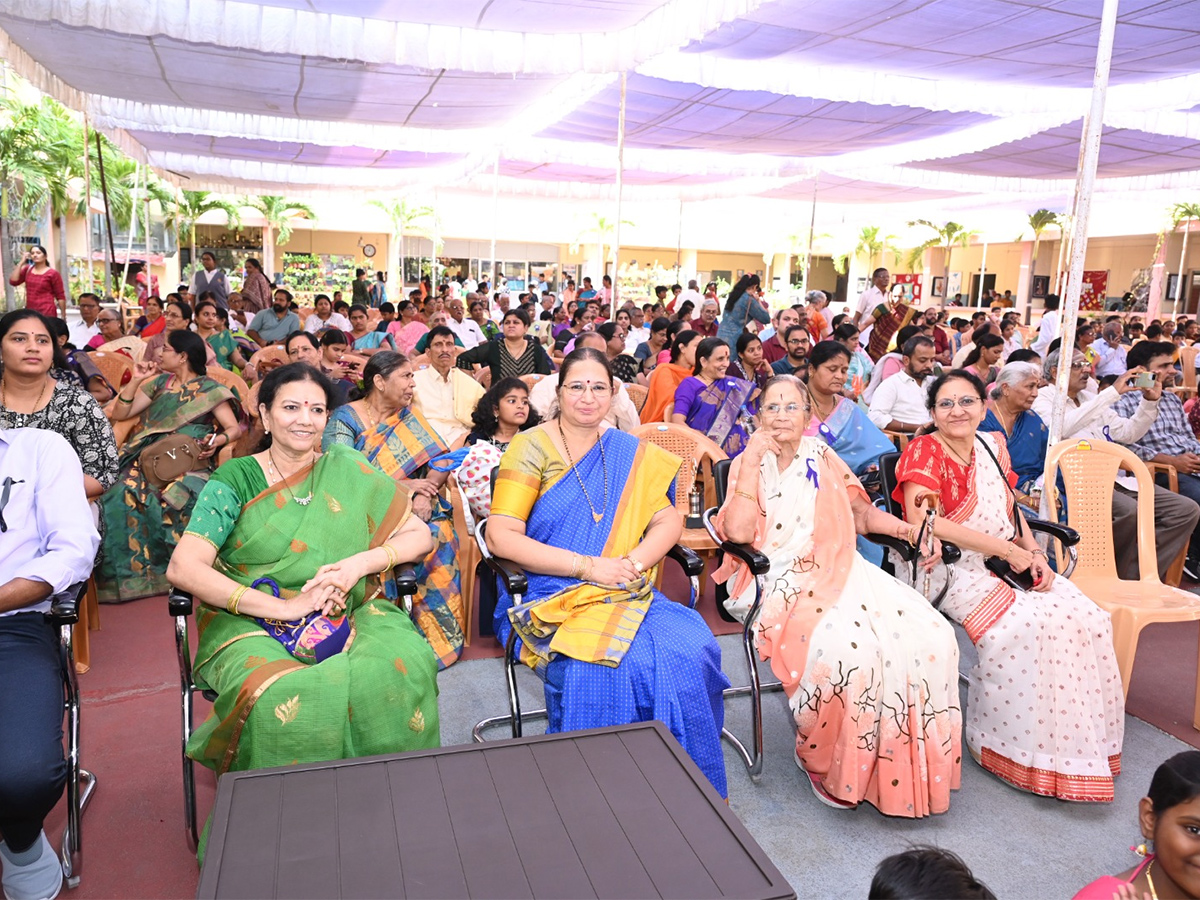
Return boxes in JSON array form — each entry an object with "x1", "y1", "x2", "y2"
[
  {"x1": 391, "y1": 564, "x2": 418, "y2": 598},
  {"x1": 476, "y1": 520, "x2": 529, "y2": 596},
  {"x1": 941, "y1": 541, "x2": 962, "y2": 565},
  {"x1": 665, "y1": 544, "x2": 703, "y2": 577},
  {"x1": 47, "y1": 582, "x2": 86, "y2": 625},
  {"x1": 1147, "y1": 461, "x2": 1179, "y2": 493},
  {"x1": 1026, "y1": 518, "x2": 1081, "y2": 547},
  {"x1": 168, "y1": 587, "x2": 195, "y2": 617},
  {"x1": 701, "y1": 508, "x2": 770, "y2": 575},
  {"x1": 864, "y1": 533, "x2": 916, "y2": 561}
]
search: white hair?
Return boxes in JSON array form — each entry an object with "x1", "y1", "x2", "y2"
[{"x1": 989, "y1": 361, "x2": 1040, "y2": 400}]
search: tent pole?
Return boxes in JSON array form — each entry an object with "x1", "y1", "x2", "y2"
[
  {"x1": 612, "y1": 71, "x2": 627, "y2": 306},
  {"x1": 82, "y1": 115, "x2": 94, "y2": 295},
  {"x1": 1047, "y1": 0, "x2": 1120, "y2": 458},
  {"x1": 675, "y1": 199, "x2": 683, "y2": 283},
  {"x1": 119, "y1": 164, "x2": 140, "y2": 304},
  {"x1": 490, "y1": 155, "x2": 499, "y2": 287},
  {"x1": 801, "y1": 174, "x2": 819, "y2": 298},
  {"x1": 94, "y1": 131, "x2": 117, "y2": 298}
]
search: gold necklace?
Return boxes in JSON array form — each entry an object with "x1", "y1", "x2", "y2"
[
  {"x1": 1145, "y1": 859, "x2": 1159, "y2": 900},
  {"x1": 266, "y1": 447, "x2": 315, "y2": 506},
  {"x1": 939, "y1": 435, "x2": 974, "y2": 469},
  {"x1": 0, "y1": 375, "x2": 51, "y2": 417},
  {"x1": 558, "y1": 421, "x2": 608, "y2": 523}
]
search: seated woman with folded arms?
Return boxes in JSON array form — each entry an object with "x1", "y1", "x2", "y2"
[
  {"x1": 894, "y1": 369, "x2": 1124, "y2": 802},
  {"x1": 486, "y1": 347, "x2": 730, "y2": 796},
  {"x1": 714, "y1": 374, "x2": 961, "y2": 815},
  {"x1": 166, "y1": 364, "x2": 439, "y2": 843}
]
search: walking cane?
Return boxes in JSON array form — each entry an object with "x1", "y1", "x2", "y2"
[{"x1": 914, "y1": 491, "x2": 939, "y2": 600}]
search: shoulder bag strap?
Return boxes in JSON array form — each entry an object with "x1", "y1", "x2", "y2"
[{"x1": 973, "y1": 433, "x2": 1026, "y2": 540}]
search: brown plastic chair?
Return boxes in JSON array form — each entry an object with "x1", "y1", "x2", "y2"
[
  {"x1": 629, "y1": 422, "x2": 727, "y2": 592},
  {"x1": 90, "y1": 351, "x2": 133, "y2": 391},
  {"x1": 1172, "y1": 346, "x2": 1198, "y2": 400},
  {"x1": 447, "y1": 472, "x2": 479, "y2": 648},
  {"x1": 205, "y1": 366, "x2": 250, "y2": 407},
  {"x1": 882, "y1": 428, "x2": 911, "y2": 451},
  {"x1": 247, "y1": 345, "x2": 289, "y2": 375},
  {"x1": 626, "y1": 383, "x2": 648, "y2": 415},
  {"x1": 1045, "y1": 438, "x2": 1200, "y2": 724}
]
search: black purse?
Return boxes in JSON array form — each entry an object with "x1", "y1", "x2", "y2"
[{"x1": 975, "y1": 436, "x2": 1036, "y2": 592}]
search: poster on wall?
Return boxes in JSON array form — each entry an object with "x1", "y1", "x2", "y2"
[
  {"x1": 947, "y1": 272, "x2": 962, "y2": 298},
  {"x1": 1032, "y1": 274, "x2": 1049, "y2": 299},
  {"x1": 892, "y1": 273, "x2": 923, "y2": 303},
  {"x1": 1080, "y1": 270, "x2": 1109, "y2": 311},
  {"x1": 931, "y1": 276, "x2": 945, "y2": 298}
]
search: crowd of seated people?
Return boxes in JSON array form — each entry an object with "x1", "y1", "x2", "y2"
[{"x1": 18, "y1": 272, "x2": 1200, "y2": 894}]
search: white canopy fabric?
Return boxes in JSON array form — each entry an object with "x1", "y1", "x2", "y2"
[{"x1": 3, "y1": 0, "x2": 1200, "y2": 205}]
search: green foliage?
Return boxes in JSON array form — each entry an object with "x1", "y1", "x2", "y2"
[{"x1": 241, "y1": 195, "x2": 316, "y2": 245}]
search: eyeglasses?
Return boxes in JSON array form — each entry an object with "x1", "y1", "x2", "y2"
[
  {"x1": 934, "y1": 396, "x2": 981, "y2": 411},
  {"x1": 562, "y1": 382, "x2": 612, "y2": 397},
  {"x1": 1068, "y1": 360, "x2": 1090, "y2": 370},
  {"x1": 762, "y1": 402, "x2": 806, "y2": 416}
]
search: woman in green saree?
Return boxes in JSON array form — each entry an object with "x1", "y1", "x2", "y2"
[
  {"x1": 167, "y1": 363, "x2": 439, "y2": 849},
  {"x1": 195, "y1": 297, "x2": 249, "y2": 373},
  {"x1": 322, "y1": 351, "x2": 466, "y2": 669},
  {"x1": 95, "y1": 331, "x2": 243, "y2": 602}
]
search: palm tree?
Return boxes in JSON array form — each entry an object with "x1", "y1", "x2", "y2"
[
  {"x1": 368, "y1": 198, "x2": 432, "y2": 292},
  {"x1": 0, "y1": 95, "x2": 64, "y2": 310},
  {"x1": 1171, "y1": 202, "x2": 1200, "y2": 313},
  {"x1": 571, "y1": 213, "x2": 633, "y2": 278},
  {"x1": 909, "y1": 219, "x2": 979, "y2": 307},
  {"x1": 240, "y1": 195, "x2": 317, "y2": 279},
  {"x1": 854, "y1": 225, "x2": 896, "y2": 273},
  {"x1": 1017, "y1": 209, "x2": 1060, "y2": 304},
  {"x1": 166, "y1": 190, "x2": 242, "y2": 279}
]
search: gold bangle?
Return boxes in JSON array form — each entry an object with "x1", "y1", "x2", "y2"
[
  {"x1": 1002, "y1": 544, "x2": 1014, "y2": 561},
  {"x1": 379, "y1": 543, "x2": 398, "y2": 573},
  {"x1": 734, "y1": 489, "x2": 757, "y2": 502},
  {"x1": 228, "y1": 584, "x2": 248, "y2": 616}
]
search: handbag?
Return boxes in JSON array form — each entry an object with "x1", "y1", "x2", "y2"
[
  {"x1": 250, "y1": 577, "x2": 351, "y2": 664},
  {"x1": 139, "y1": 434, "x2": 202, "y2": 489},
  {"x1": 975, "y1": 435, "x2": 1037, "y2": 592}
]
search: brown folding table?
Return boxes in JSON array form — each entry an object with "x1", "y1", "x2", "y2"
[{"x1": 197, "y1": 721, "x2": 794, "y2": 899}]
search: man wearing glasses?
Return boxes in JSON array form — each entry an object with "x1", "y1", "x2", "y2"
[
  {"x1": 0, "y1": 429, "x2": 98, "y2": 900},
  {"x1": 67, "y1": 293, "x2": 103, "y2": 349},
  {"x1": 770, "y1": 325, "x2": 810, "y2": 377}
]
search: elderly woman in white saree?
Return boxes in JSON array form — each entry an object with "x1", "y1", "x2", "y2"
[
  {"x1": 714, "y1": 375, "x2": 962, "y2": 816},
  {"x1": 894, "y1": 369, "x2": 1124, "y2": 802}
]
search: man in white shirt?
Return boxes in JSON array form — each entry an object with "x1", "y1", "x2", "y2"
[
  {"x1": 623, "y1": 305, "x2": 649, "y2": 354},
  {"x1": 852, "y1": 267, "x2": 890, "y2": 328},
  {"x1": 675, "y1": 279, "x2": 703, "y2": 310},
  {"x1": 411, "y1": 326, "x2": 485, "y2": 446},
  {"x1": 529, "y1": 333, "x2": 640, "y2": 431},
  {"x1": 868, "y1": 335, "x2": 935, "y2": 433},
  {"x1": 0, "y1": 429, "x2": 98, "y2": 900},
  {"x1": 68, "y1": 293, "x2": 102, "y2": 348},
  {"x1": 1031, "y1": 348, "x2": 1198, "y2": 581},
  {"x1": 446, "y1": 296, "x2": 487, "y2": 349},
  {"x1": 1030, "y1": 294, "x2": 1061, "y2": 358},
  {"x1": 1093, "y1": 321, "x2": 1129, "y2": 381}
]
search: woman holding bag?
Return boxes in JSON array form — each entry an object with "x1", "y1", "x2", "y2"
[{"x1": 95, "y1": 331, "x2": 242, "y2": 602}]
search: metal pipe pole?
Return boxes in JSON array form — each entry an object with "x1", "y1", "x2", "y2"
[
  {"x1": 489, "y1": 154, "x2": 499, "y2": 286},
  {"x1": 81, "y1": 115, "x2": 94, "y2": 294},
  {"x1": 801, "y1": 174, "x2": 819, "y2": 297},
  {"x1": 612, "y1": 72, "x2": 627, "y2": 306},
  {"x1": 94, "y1": 131, "x2": 117, "y2": 298},
  {"x1": 675, "y1": 199, "x2": 683, "y2": 283},
  {"x1": 119, "y1": 164, "x2": 141, "y2": 303},
  {"x1": 1047, "y1": 0, "x2": 1121, "y2": 456}
]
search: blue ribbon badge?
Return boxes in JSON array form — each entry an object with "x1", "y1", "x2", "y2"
[
  {"x1": 817, "y1": 422, "x2": 836, "y2": 446},
  {"x1": 1102, "y1": 425, "x2": 1113, "y2": 442},
  {"x1": 805, "y1": 457, "x2": 820, "y2": 490}
]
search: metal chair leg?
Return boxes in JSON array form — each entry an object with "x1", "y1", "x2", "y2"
[
  {"x1": 175, "y1": 614, "x2": 200, "y2": 851},
  {"x1": 471, "y1": 594, "x2": 552, "y2": 742},
  {"x1": 58, "y1": 618, "x2": 96, "y2": 890},
  {"x1": 719, "y1": 574, "x2": 784, "y2": 782}
]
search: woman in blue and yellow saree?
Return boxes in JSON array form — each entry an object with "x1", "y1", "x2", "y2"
[
  {"x1": 322, "y1": 351, "x2": 465, "y2": 668},
  {"x1": 486, "y1": 348, "x2": 730, "y2": 797}
]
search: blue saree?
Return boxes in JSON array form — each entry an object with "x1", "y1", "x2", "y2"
[
  {"x1": 674, "y1": 375, "x2": 756, "y2": 457},
  {"x1": 805, "y1": 395, "x2": 895, "y2": 478},
  {"x1": 491, "y1": 428, "x2": 730, "y2": 797},
  {"x1": 980, "y1": 408, "x2": 1047, "y2": 493}
]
